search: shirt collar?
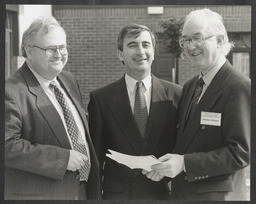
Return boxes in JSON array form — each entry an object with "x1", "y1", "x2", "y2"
[
  {"x1": 125, "y1": 74, "x2": 152, "y2": 93},
  {"x1": 200, "y1": 56, "x2": 226, "y2": 86}
]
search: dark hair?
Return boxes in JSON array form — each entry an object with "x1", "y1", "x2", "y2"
[{"x1": 117, "y1": 24, "x2": 156, "y2": 51}]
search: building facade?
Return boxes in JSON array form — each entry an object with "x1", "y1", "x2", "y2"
[{"x1": 52, "y1": 5, "x2": 251, "y2": 105}]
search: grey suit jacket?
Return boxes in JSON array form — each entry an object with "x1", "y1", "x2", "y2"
[{"x1": 5, "y1": 62, "x2": 101, "y2": 200}]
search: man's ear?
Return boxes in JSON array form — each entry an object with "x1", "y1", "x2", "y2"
[
  {"x1": 117, "y1": 50, "x2": 123, "y2": 62},
  {"x1": 216, "y1": 35, "x2": 224, "y2": 48},
  {"x1": 25, "y1": 45, "x2": 33, "y2": 59}
]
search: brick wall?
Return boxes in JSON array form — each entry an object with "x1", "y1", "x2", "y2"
[{"x1": 53, "y1": 5, "x2": 251, "y2": 107}]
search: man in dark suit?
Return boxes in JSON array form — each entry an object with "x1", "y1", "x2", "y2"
[
  {"x1": 88, "y1": 24, "x2": 182, "y2": 200},
  {"x1": 145, "y1": 8, "x2": 250, "y2": 201},
  {"x1": 5, "y1": 16, "x2": 101, "y2": 200}
]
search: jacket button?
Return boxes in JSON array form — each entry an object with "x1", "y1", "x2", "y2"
[
  {"x1": 202, "y1": 176, "x2": 205, "y2": 179},
  {"x1": 198, "y1": 176, "x2": 201, "y2": 179},
  {"x1": 74, "y1": 195, "x2": 79, "y2": 200},
  {"x1": 201, "y1": 125, "x2": 206, "y2": 130},
  {"x1": 75, "y1": 174, "x2": 80, "y2": 180},
  {"x1": 195, "y1": 176, "x2": 198, "y2": 180}
]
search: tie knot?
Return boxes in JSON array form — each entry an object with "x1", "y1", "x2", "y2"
[
  {"x1": 197, "y1": 77, "x2": 205, "y2": 87},
  {"x1": 49, "y1": 81, "x2": 58, "y2": 89},
  {"x1": 136, "y1": 81, "x2": 143, "y2": 88}
]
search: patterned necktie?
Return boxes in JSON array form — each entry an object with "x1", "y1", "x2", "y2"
[
  {"x1": 186, "y1": 77, "x2": 205, "y2": 122},
  {"x1": 134, "y1": 81, "x2": 148, "y2": 138},
  {"x1": 49, "y1": 81, "x2": 90, "y2": 181}
]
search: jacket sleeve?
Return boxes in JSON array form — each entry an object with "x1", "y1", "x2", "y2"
[
  {"x1": 5, "y1": 87, "x2": 70, "y2": 180},
  {"x1": 88, "y1": 92, "x2": 106, "y2": 180},
  {"x1": 184, "y1": 80, "x2": 250, "y2": 182}
]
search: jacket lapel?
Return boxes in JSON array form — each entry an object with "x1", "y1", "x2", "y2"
[
  {"x1": 177, "y1": 62, "x2": 230, "y2": 154},
  {"x1": 20, "y1": 63, "x2": 71, "y2": 149},
  {"x1": 140, "y1": 75, "x2": 173, "y2": 155},
  {"x1": 177, "y1": 76, "x2": 198, "y2": 136},
  {"x1": 106, "y1": 76, "x2": 144, "y2": 155},
  {"x1": 57, "y1": 75, "x2": 94, "y2": 149}
]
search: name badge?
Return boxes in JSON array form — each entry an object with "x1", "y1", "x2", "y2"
[{"x1": 200, "y1": 111, "x2": 221, "y2": 126}]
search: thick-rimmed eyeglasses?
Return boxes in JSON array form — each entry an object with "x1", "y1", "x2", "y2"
[
  {"x1": 30, "y1": 45, "x2": 70, "y2": 57},
  {"x1": 179, "y1": 35, "x2": 214, "y2": 48}
]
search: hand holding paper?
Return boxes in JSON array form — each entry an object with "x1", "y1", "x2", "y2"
[{"x1": 106, "y1": 149, "x2": 162, "y2": 171}]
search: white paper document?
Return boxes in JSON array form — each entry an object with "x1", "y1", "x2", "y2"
[{"x1": 106, "y1": 149, "x2": 162, "y2": 171}]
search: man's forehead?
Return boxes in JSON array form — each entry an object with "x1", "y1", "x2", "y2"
[
  {"x1": 182, "y1": 18, "x2": 209, "y2": 36},
  {"x1": 124, "y1": 31, "x2": 152, "y2": 43},
  {"x1": 34, "y1": 27, "x2": 66, "y2": 46},
  {"x1": 37, "y1": 26, "x2": 65, "y2": 37}
]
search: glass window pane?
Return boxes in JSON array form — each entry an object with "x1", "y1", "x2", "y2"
[{"x1": 232, "y1": 52, "x2": 250, "y2": 77}]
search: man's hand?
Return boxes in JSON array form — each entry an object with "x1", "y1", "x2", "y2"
[
  {"x1": 142, "y1": 169, "x2": 164, "y2": 181},
  {"x1": 151, "y1": 154, "x2": 184, "y2": 178},
  {"x1": 67, "y1": 150, "x2": 88, "y2": 171}
]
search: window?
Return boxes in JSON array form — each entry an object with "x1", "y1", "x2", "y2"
[
  {"x1": 5, "y1": 11, "x2": 13, "y2": 79},
  {"x1": 232, "y1": 52, "x2": 250, "y2": 77},
  {"x1": 151, "y1": 34, "x2": 177, "y2": 83},
  {"x1": 228, "y1": 33, "x2": 251, "y2": 78},
  {"x1": 5, "y1": 8, "x2": 19, "y2": 79}
]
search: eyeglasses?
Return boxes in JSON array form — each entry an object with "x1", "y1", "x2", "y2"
[
  {"x1": 30, "y1": 45, "x2": 70, "y2": 57},
  {"x1": 179, "y1": 35, "x2": 214, "y2": 48}
]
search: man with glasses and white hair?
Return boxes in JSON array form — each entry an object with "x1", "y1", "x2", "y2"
[
  {"x1": 143, "y1": 8, "x2": 250, "y2": 200},
  {"x1": 5, "y1": 16, "x2": 101, "y2": 200}
]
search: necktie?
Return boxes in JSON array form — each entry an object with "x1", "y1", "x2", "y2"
[
  {"x1": 134, "y1": 81, "x2": 148, "y2": 138},
  {"x1": 186, "y1": 77, "x2": 205, "y2": 122},
  {"x1": 49, "y1": 81, "x2": 90, "y2": 181}
]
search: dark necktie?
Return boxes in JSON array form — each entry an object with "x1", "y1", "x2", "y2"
[
  {"x1": 186, "y1": 77, "x2": 205, "y2": 122},
  {"x1": 134, "y1": 81, "x2": 148, "y2": 138},
  {"x1": 49, "y1": 81, "x2": 90, "y2": 181}
]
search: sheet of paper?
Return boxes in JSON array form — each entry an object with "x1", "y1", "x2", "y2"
[{"x1": 106, "y1": 149, "x2": 161, "y2": 171}]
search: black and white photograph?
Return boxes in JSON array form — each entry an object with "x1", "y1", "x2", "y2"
[{"x1": 1, "y1": 0, "x2": 254, "y2": 202}]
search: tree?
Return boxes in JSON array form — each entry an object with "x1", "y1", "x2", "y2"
[{"x1": 159, "y1": 17, "x2": 184, "y2": 83}]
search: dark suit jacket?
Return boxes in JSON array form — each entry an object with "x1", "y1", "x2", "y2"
[
  {"x1": 88, "y1": 75, "x2": 182, "y2": 199},
  {"x1": 172, "y1": 61, "x2": 250, "y2": 200},
  {"x1": 5, "y1": 62, "x2": 101, "y2": 200}
]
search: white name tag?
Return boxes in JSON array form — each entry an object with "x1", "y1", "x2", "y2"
[{"x1": 200, "y1": 111, "x2": 221, "y2": 126}]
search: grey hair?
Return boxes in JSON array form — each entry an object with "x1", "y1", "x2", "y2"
[
  {"x1": 184, "y1": 8, "x2": 234, "y2": 56},
  {"x1": 21, "y1": 16, "x2": 66, "y2": 58}
]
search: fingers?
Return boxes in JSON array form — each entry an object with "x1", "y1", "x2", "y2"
[
  {"x1": 142, "y1": 170, "x2": 148, "y2": 175},
  {"x1": 151, "y1": 154, "x2": 185, "y2": 178},
  {"x1": 151, "y1": 163, "x2": 166, "y2": 170},
  {"x1": 143, "y1": 170, "x2": 164, "y2": 181},
  {"x1": 67, "y1": 150, "x2": 89, "y2": 171},
  {"x1": 158, "y1": 154, "x2": 172, "y2": 162}
]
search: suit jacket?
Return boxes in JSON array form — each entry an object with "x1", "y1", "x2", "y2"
[
  {"x1": 88, "y1": 74, "x2": 182, "y2": 199},
  {"x1": 5, "y1": 62, "x2": 101, "y2": 200},
  {"x1": 172, "y1": 61, "x2": 250, "y2": 200}
]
